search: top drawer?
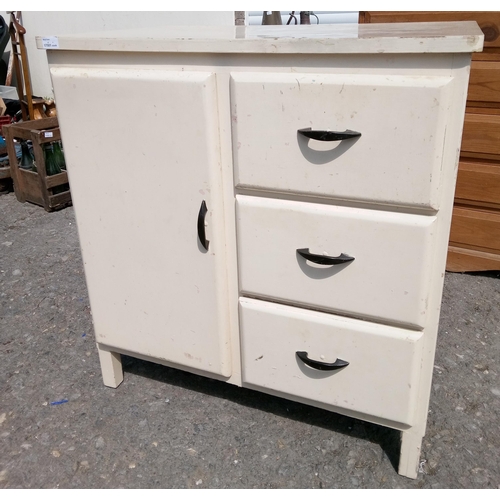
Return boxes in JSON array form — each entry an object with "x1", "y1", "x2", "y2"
[{"x1": 231, "y1": 72, "x2": 454, "y2": 209}]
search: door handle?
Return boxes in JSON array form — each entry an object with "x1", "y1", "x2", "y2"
[
  {"x1": 296, "y1": 351, "x2": 349, "y2": 371},
  {"x1": 197, "y1": 200, "x2": 209, "y2": 251},
  {"x1": 298, "y1": 128, "x2": 361, "y2": 142},
  {"x1": 297, "y1": 248, "x2": 354, "y2": 265}
]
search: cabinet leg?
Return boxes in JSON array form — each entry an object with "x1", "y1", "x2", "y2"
[
  {"x1": 97, "y1": 344, "x2": 124, "y2": 388},
  {"x1": 398, "y1": 428, "x2": 424, "y2": 479}
]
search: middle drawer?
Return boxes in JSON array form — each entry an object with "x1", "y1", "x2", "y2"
[{"x1": 236, "y1": 195, "x2": 436, "y2": 329}]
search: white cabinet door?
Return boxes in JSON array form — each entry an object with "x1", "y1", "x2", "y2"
[{"x1": 51, "y1": 67, "x2": 231, "y2": 377}]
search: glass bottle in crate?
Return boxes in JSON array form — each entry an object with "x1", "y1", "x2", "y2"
[
  {"x1": 53, "y1": 141, "x2": 66, "y2": 170},
  {"x1": 19, "y1": 140, "x2": 35, "y2": 170},
  {"x1": 44, "y1": 143, "x2": 62, "y2": 176}
]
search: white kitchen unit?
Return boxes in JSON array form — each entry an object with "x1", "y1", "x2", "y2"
[{"x1": 38, "y1": 22, "x2": 483, "y2": 479}]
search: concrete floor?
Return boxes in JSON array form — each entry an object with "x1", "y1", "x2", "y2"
[{"x1": 1, "y1": 191, "x2": 499, "y2": 488}]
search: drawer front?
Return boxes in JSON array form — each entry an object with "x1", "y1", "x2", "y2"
[
  {"x1": 236, "y1": 196, "x2": 436, "y2": 329},
  {"x1": 240, "y1": 298, "x2": 423, "y2": 426},
  {"x1": 231, "y1": 72, "x2": 454, "y2": 209}
]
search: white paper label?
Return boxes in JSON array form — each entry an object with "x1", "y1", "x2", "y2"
[
  {"x1": 44, "y1": 132, "x2": 54, "y2": 138},
  {"x1": 42, "y1": 36, "x2": 59, "y2": 49}
]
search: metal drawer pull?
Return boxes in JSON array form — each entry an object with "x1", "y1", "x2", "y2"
[
  {"x1": 297, "y1": 248, "x2": 354, "y2": 266},
  {"x1": 197, "y1": 200, "x2": 209, "y2": 251},
  {"x1": 297, "y1": 128, "x2": 361, "y2": 142},
  {"x1": 296, "y1": 351, "x2": 349, "y2": 371}
]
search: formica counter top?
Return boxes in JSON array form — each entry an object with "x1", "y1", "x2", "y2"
[{"x1": 36, "y1": 22, "x2": 484, "y2": 54}]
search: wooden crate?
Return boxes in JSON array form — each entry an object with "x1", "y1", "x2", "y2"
[{"x1": 3, "y1": 117, "x2": 71, "y2": 211}]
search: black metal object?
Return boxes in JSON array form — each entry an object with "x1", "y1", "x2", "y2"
[
  {"x1": 286, "y1": 11, "x2": 297, "y2": 25},
  {"x1": 296, "y1": 351, "x2": 349, "y2": 371},
  {"x1": 298, "y1": 128, "x2": 361, "y2": 142},
  {"x1": 197, "y1": 200, "x2": 209, "y2": 251},
  {"x1": 297, "y1": 248, "x2": 354, "y2": 266}
]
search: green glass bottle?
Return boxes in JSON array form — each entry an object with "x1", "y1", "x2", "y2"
[
  {"x1": 53, "y1": 141, "x2": 66, "y2": 170},
  {"x1": 44, "y1": 143, "x2": 62, "y2": 176},
  {"x1": 19, "y1": 141, "x2": 34, "y2": 170}
]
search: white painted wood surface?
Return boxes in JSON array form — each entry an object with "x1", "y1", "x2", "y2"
[
  {"x1": 36, "y1": 22, "x2": 484, "y2": 54},
  {"x1": 97, "y1": 345, "x2": 124, "y2": 388},
  {"x1": 231, "y1": 72, "x2": 453, "y2": 209},
  {"x1": 236, "y1": 196, "x2": 436, "y2": 329},
  {"x1": 42, "y1": 22, "x2": 482, "y2": 479},
  {"x1": 50, "y1": 67, "x2": 232, "y2": 377},
  {"x1": 239, "y1": 298, "x2": 423, "y2": 426}
]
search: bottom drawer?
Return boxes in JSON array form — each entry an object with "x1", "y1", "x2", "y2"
[{"x1": 239, "y1": 298, "x2": 423, "y2": 426}]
